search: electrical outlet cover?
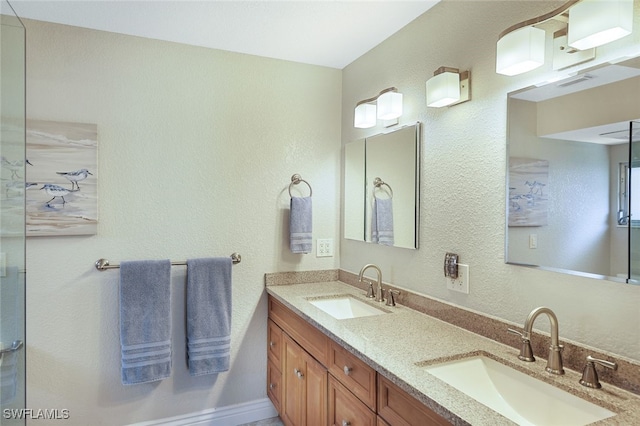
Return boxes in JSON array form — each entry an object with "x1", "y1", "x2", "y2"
[{"x1": 446, "y1": 264, "x2": 469, "y2": 294}]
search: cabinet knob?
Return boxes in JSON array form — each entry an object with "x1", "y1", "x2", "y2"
[
  {"x1": 269, "y1": 341, "x2": 275, "y2": 348},
  {"x1": 342, "y1": 421, "x2": 351, "y2": 426},
  {"x1": 294, "y1": 368, "x2": 304, "y2": 379},
  {"x1": 269, "y1": 383, "x2": 276, "y2": 390},
  {"x1": 343, "y1": 365, "x2": 352, "y2": 376}
]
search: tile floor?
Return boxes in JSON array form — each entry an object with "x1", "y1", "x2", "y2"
[{"x1": 239, "y1": 417, "x2": 283, "y2": 426}]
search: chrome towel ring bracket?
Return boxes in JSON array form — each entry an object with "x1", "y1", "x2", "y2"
[
  {"x1": 288, "y1": 174, "x2": 312, "y2": 197},
  {"x1": 373, "y1": 177, "x2": 393, "y2": 198}
]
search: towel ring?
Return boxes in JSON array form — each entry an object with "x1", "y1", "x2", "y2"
[
  {"x1": 288, "y1": 174, "x2": 312, "y2": 197},
  {"x1": 373, "y1": 177, "x2": 393, "y2": 198}
]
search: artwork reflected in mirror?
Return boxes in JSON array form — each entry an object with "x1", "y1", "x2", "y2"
[
  {"x1": 344, "y1": 123, "x2": 420, "y2": 249},
  {"x1": 506, "y1": 57, "x2": 640, "y2": 283}
]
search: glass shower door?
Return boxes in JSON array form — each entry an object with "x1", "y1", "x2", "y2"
[
  {"x1": 0, "y1": 0, "x2": 25, "y2": 423},
  {"x1": 629, "y1": 121, "x2": 640, "y2": 283}
]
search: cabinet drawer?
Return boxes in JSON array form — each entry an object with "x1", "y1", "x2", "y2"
[
  {"x1": 328, "y1": 376, "x2": 376, "y2": 426},
  {"x1": 329, "y1": 340, "x2": 376, "y2": 410},
  {"x1": 267, "y1": 359, "x2": 282, "y2": 414},
  {"x1": 378, "y1": 375, "x2": 449, "y2": 426},
  {"x1": 268, "y1": 295, "x2": 330, "y2": 366},
  {"x1": 268, "y1": 319, "x2": 283, "y2": 367}
]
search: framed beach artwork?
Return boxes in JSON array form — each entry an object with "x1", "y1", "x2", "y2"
[
  {"x1": 26, "y1": 119, "x2": 97, "y2": 236},
  {"x1": 508, "y1": 157, "x2": 549, "y2": 227}
]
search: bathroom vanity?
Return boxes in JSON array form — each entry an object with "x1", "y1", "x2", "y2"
[
  {"x1": 265, "y1": 277, "x2": 640, "y2": 425},
  {"x1": 267, "y1": 295, "x2": 448, "y2": 425}
]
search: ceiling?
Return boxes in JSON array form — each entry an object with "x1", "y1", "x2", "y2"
[{"x1": 9, "y1": 0, "x2": 440, "y2": 69}]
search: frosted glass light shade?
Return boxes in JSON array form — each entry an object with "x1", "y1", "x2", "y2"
[
  {"x1": 376, "y1": 91, "x2": 403, "y2": 120},
  {"x1": 354, "y1": 103, "x2": 376, "y2": 128},
  {"x1": 496, "y1": 26, "x2": 546, "y2": 76},
  {"x1": 568, "y1": 0, "x2": 633, "y2": 50},
  {"x1": 426, "y1": 71, "x2": 460, "y2": 107}
]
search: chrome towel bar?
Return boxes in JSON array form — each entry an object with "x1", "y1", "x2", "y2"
[{"x1": 94, "y1": 252, "x2": 242, "y2": 271}]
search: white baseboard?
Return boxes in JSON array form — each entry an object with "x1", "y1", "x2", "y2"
[{"x1": 130, "y1": 398, "x2": 278, "y2": 426}]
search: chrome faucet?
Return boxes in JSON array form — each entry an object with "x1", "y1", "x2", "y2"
[
  {"x1": 508, "y1": 307, "x2": 564, "y2": 375},
  {"x1": 358, "y1": 264, "x2": 384, "y2": 303}
]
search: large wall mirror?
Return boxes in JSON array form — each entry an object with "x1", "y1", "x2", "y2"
[
  {"x1": 344, "y1": 123, "x2": 420, "y2": 249},
  {"x1": 506, "y1": 56, "x2": 640, "y2": 284}
]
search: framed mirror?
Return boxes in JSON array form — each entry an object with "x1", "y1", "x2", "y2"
[
  {"x1": 344, "y1": 122, "x2": 420, "y2": 249},
  {"x1": 506, "y1": 57, "x2": 640, "y2": 283}
]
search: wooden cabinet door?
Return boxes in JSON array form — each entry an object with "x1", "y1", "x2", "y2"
[
  {"x1": 282, "y1": 334, "x2": 328, "y2": 426},
  {"x1": 283, "y1": 335, "x2": 306, "y2": 426},
  {"x1": 304, "y1": 352, "x2": 328, "y2": 426}
]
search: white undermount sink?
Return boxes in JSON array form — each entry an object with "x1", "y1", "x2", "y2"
[
  {"x1": 307, "y1": 295, "x2": 387, "y2": 320},
  {"x1": 425, "y1": 355, "x2": 615, "y2": 426}
]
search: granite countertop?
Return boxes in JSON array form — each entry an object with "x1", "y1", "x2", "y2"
[{"x1": 266, "y1": 281, "x2": 640, "y2": 426}]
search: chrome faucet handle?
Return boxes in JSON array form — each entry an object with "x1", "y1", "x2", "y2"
[
  {"x1": 508, "y1": 328, "x2": 535, "y2": 362},
  {"x1": 580, "y1": 355, "x2": 618, "y2": 389},
  {"x1": 364, "y1": 281, "x2": 376, "y2": 299},
  {"x1": 385, "y1": 289, "x2": 400, "y2": 307}
]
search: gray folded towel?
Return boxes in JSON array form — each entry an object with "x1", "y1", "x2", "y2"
[
  {"x1": 371, "y1": 197, "x2": 394, "y2": 246},
  {"x1": 119, "y1": 259, "x2": 172, "y2": 385},
  {"x1": 290, "y1": 196, "x2": 312, "y2": 253},
  {"x1": 186, "y1": 257, "x2": 232, "y2": 376}
]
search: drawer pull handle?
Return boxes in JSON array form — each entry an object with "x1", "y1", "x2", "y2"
[
  {"x1": 294, "y1": 368, "x2": 304, "y2": 379},
  {"x1": 343, "y1": 365, "x2": 352, "y2": 376},
  {"x1": 342, "y1": 421, "x2": 351, "y2": 426}
]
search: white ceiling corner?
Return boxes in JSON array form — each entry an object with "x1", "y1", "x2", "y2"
[{"x1": 9, "y1": 0, "x2": 440, "y2": 69}]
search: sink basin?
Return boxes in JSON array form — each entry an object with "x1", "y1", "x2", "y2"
[
  {"x1": 307, "y1": 295, "x2": 387, "y2": 320},
  {"x1": 425, "y1": 355, "x2": 615, "y2": 426}
]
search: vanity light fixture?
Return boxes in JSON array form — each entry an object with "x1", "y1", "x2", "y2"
[
  {"x1": 376, "y1": 89, "x2": 403, "y2": 120},
  {"x1": 354, "y1": 102, "x2": 377, "y2": 129},
  {"x1": 496, "y1": 0, "x2": 633, "y2": 76},
  {"x1": 568, "y1": 0, "x2": 633, "y2": 50},
  {"x1": 426, "y1": 67, "x2": 471, "y2": 108},
  {"x1": 353, "y1": 87, "x2": 403, "y2": 128},
  {"x1": 496, "y1": 26, "x2": 546, "y2": 76}
]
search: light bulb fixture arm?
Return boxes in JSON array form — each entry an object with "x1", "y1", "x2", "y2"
[
  {"x1": 497, "y1": 0, "x2": 580, "y2": 42},
  {"x1": 355, "y1": 87, "x2": 398, "y2": 107},
  {"x1": 353, "y1": 87, "x2": 402, "y2": 128}
]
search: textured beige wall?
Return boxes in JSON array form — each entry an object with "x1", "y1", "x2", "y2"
[
  {"x1": 341, "y1": 0, "x2": 640, "y2": 361},
  {"x1": 24, "y1": 20, "x2": 341, "y2": 424}
]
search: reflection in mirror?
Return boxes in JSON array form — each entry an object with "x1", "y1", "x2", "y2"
[
  {"x1": 344, "y1": 139, "x2": 365, "y2": 241},
  {"x1": 506, "y1": 57, "x2": 640, "y2": 283},
  {"x1": 344, "y1": 123, "x2": 420, "y2": 249}
]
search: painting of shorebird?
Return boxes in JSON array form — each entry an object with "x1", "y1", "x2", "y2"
[
  {"x1": 508, "y1": 157, "x2": 549, "y2": 227},
  {"x1": 26, "y1": 119, "x2": 97, "y2": 236}
]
